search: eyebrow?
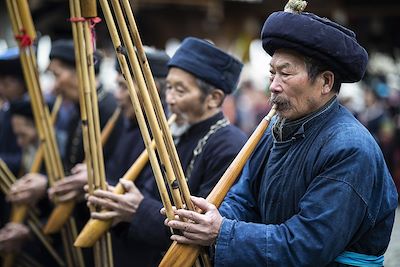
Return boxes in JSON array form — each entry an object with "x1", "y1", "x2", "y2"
[
  {"x1": 270, "y1": 62, "x2": 291, "y2": 71},
  {"x1": 167, "y1": 81, "x2": 187, "y2": 90}
]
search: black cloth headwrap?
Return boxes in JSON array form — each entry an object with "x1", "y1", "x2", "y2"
[
  {"x1": 167, "y1": 37, "x2": 243, "y2": 94},
  {"x1": 0, "y1": 47, "x2": 24, "y2": 78},
  {"x1": 261, "y1": 11, "x2": 368, "y2": 83},
  {"x1": 50, "y1": 39, "x2": 102, "y2": 74},
  {"x1": 9, "y1": 98, "x2": 54, "y2": 120}
]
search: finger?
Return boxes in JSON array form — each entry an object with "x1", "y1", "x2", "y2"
[
  {"x1": 170, "y1": 234, "x2": 198, "y2": 245},
  {"x1": 167, "y1": 220, "x2": 201, "y2": 234},
  {"x1": 174, "y1": 209, "x2": 205, "y2": 224},
  {"x1": 71, "y1": 164, "x2": 83, "y2": 174},
  {"x1": 7, "y1": 192, "x2": 31, "y2": 204},
  {"x1": 119, "y1": 179, "x2": 134, "y2": 192},
  {"x1": 93, "y1": 189, "x2": 121, "y2": 202},
  {"x1": 88, "y1": 196, "x2": 120, "y2": 211},
  {"x1": 91, "y1": 211, "x2": 118, "y2": 221},
  {"x1": 57, "y1": 191, "x2": 78, "y2": 202},
  {"x1": 51, "y1": 184, "x2": 77, "y2": 196},
  {"x1": 190, "y1": 196, "x2": 214, "y2": 212},
  {"x1": 105, "y1": 182, "x2": 115, "y2": 192}
]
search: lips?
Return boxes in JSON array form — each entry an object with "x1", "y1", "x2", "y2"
[{"x1": 270, "y1": 95, "x2": 291, "y2": 111}]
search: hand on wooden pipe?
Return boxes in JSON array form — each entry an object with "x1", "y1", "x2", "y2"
[
  {"x1": 88, "y1": 179, "x2": 144, "y2": 225},
  {"x1": 163, "y1": 196, "x2": 223, "y2": 246},
  {"x1": 8, "y1": 173, "x2": 48, "y2": 205},
  {"x1": 0, "y1": 222, "x2": 30, "y2": 253},
  {"x1": 48, "y1": 163, "x2": 88, "y2": 202}
]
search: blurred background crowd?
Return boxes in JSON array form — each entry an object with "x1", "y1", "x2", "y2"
[{"x1": 0, "y1": 0, "x2": 399, "y2": 200}]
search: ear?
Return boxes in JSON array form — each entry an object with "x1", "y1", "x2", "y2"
[
  {"x1": 320, "y1": 71, "x2": 334, "y2": 95},
  {"x1": 206, "y1": 89, "x2": 225, "y2": 108}
]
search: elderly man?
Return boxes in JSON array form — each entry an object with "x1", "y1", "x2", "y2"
[
  {"x1": 164, "y1": 5, "x2": 398, "y2": 267},
  {"x1": 88, "y1": 37, "x2": 248, "y2": 266}
]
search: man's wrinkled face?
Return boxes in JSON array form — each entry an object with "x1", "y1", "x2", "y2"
[
  {"x1": 269, "y1": 49, "x2": 323, "y2": 120},
  {"x1": 11, "y1": 115, "x2": 37, "y2": 148},
  {"x1": 165, "y1": 68, "x2": 208, "y2": 125},
  {"x1": 48, "y1": 59, "x2": 79, "y2": 102}
]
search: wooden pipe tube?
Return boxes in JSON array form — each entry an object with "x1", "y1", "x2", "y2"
[{"x1": 43, "y1": 201, "x2": 76, "y2": 234}]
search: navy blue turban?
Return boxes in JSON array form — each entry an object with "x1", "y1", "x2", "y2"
[
  {"x1": 0, "y1": 47, "x2": 23, "y2": 78},
  {"x1": 50, "y1": 39, "x2": 102, "y2": 74},
  {"x1": 261, "y1": 11, "x2": 368, "y2": 83},
  {"x1": 168, "y1": 37, "x2": 243, "y2": 94}
]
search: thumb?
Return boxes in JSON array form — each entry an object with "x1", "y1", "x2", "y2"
[
  {"x1": 119, "y1": 179, "x2": 134, "y2": 193},
  {"x1": 190, "y1": 196, "x2": 213, "y2": 212}
]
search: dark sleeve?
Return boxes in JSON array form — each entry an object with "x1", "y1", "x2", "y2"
[{"x1": 127, "y1": 196, "x2": 171, "y2": 249}]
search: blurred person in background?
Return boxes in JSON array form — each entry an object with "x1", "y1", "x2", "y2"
[{"x1": 87, "y1": 37, "x2": 248, "y2": 266}]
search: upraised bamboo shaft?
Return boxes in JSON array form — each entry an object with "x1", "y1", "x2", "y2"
[
  {"x1": 98, "y1": 0, "x2": 174, "y2": 224},
  {"x1": 69, "y1": 0, "x2": 113, "y2": 265},
  {"x1": 111, "y1": 0, "x2": 185, "y2": 211},
  {"x1": 120, "y1": 0, "x2": 195, "y2": 212}
]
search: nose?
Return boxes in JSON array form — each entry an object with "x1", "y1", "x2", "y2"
[
  {"x1": 269, "y1": 75, "x2": 282, "y2": 94},
  {"x1": 165, "y1": 90, "x2": 175, "y2": 105}
]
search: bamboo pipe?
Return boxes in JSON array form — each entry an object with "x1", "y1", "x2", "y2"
[
  {"x1": 44, "y1": 0, "x2": 100, "y2": 234},
  {"x1": 74, "y1": 114, "x2": 176, "y2": 247},
  {"x1": 159, "y1": 106, "x2": 277, "y2": 267},
  {"x1": 5, "y1": 0, "x2": 57, "y2": 187},
  {"x1": 120, "y1": 0, "x2": 194, "y2": 212},
  {"x1": 111, "y1": 0, "x2": 184, "y2": 211},
  {"x1": 98, "y1": 0, "x2": 175, "y2": 225},
  {"x1": 79, "y1": 1, "x2": 114, "y2": 266},
  {"x1": 68, "y1": 0, "x2": 95, "y2": 200},
  {"x1": 15, "y1": 0, "x2": 36, "y2": 40}
]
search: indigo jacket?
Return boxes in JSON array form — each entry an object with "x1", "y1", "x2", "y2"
[{"x1": 216, "y1": 100, "x2": 398, "y2": 266}]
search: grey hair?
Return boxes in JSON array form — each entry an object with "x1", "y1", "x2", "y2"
[{"x1": 303, "y1": 56, "x2": 342, "y2": 93}]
